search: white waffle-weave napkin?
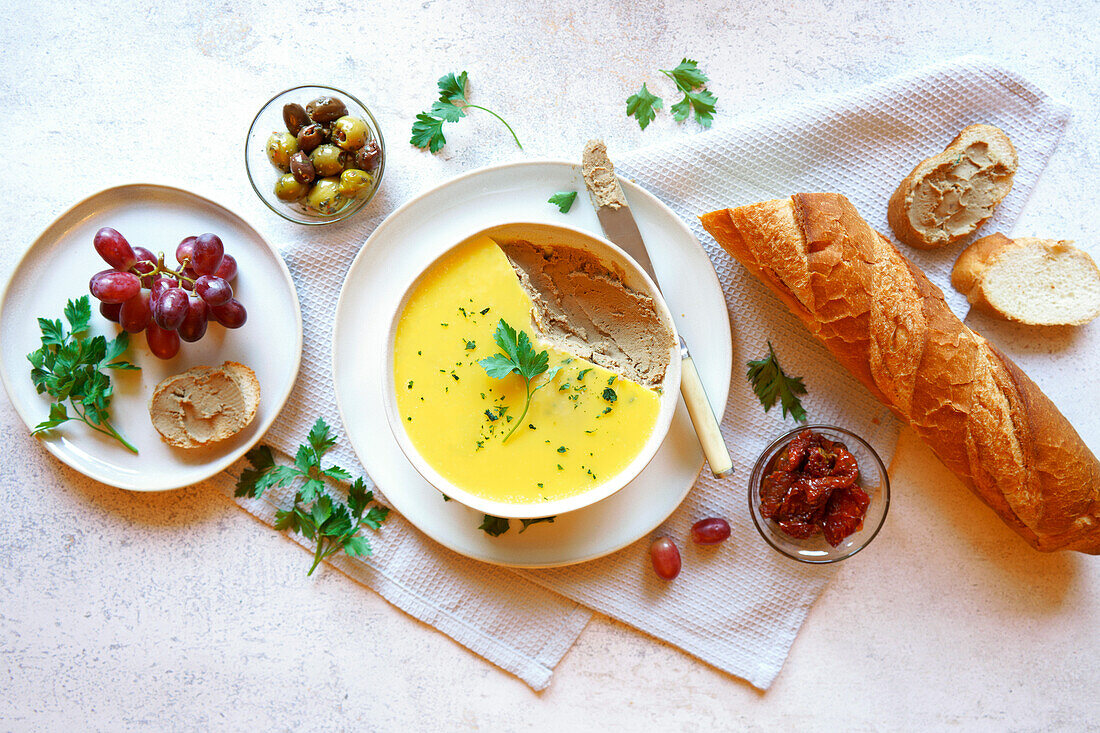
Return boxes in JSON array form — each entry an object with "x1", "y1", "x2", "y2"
[{"x1": 218, "y1": 56, "x2": 1069, "y2": 690}]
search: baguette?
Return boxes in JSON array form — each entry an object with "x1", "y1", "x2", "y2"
[
  {"x1": 701, "y1": 193, "x2": 1100, "y2": 554},
  {"x1": 952, "y1": 234, "x2": 1100, "y2": 326},
  {"x1": 887, "y1": 124, "x2": 1017, "y2": 250}
]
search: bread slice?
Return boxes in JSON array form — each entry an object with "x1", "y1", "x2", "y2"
[
  {"x1": 952, "y1": 234, "x2": 1100, "y2": 325},
  {"x1": 149, "y1": 361, "x2": 260, "y2": 448},
  {"x1": 888, "y1": 124, "x2": 1017, "y2": 250}
]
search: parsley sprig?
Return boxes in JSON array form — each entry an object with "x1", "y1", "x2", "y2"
[
  {"x1": 747, "y1": 341, "x2": 808, "y2": 422},
  {"x1": 626, "y1": 58, "x2": 718, "y2": 130},
  {"x1": 411, "y1": 71, "x2": 522, "y2": 153},
  {"x1": 27, "y1": 296, "x2": 140, "y2": 453},
  {"x1": 236, "y1": 418, "x2": 390, "y2": 576},
  {"x1": 478, "y1": 319, "x2": 562, "y2": 442}
]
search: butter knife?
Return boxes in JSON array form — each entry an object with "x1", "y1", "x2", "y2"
[{"x1": 581, "y1": 140, "x2": 733, "y2": 477}]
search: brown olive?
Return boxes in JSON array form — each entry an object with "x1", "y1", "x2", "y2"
[
  {"x1": 282, "y1": 103, "x2": 309, "y2": 136},
  {"x1": 289, "y1": 151, "x2": 315, "y2": 185},
  {"x1": 306, "y1": 96, "x2": 348, "y2": 123},
  {"x1": 310, "y1": 144, "x2": 347, "y2": 177},
  {"x1": 265, "y1": 132, "x2": 298, "y2": 171},
  {"x1": 296, "y1": 123, "x2": 324, "y2": 153},
  {"x1": 331, "y1": 115, "x2": 369, "y2": 150},
  {"x1": 353, "y1": 141, "x2": 381, "y2": 172}
]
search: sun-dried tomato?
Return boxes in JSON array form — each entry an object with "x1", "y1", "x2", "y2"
[{"x1": 760, "y1": 429, "x2": 869, "y2": 546}]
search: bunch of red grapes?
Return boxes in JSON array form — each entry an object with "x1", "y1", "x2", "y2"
[{"x1": 89, "y1": 227, "x2": 246, "y2": 359}]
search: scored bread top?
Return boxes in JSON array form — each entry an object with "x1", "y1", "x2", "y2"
[
  {"x1": 888, "y1": 124, "x2": 1018, "y2": 250},
  {"x1": 701, "y1": 193, "x2": 1100, "y2": 554}
]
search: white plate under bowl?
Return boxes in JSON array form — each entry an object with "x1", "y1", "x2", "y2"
[
  {"x1": 0, "y1": 184, "x2": 303, "y2": 491},
  {"x1": 333, "y1": 160, "x2": 731, "y2": 567}
]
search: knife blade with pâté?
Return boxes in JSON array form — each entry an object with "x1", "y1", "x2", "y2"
[{"x1": 580, "y1": 140, "x2": 733, "y2": 477}]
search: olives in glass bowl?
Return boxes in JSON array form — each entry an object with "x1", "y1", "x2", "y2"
[{"x1": 246, "y1": 85, "x2": 384, "y2": 225}]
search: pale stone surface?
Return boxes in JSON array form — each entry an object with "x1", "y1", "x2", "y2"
[{"x1": 2, "y1": 0, "x2": 1099, "y2": 729}]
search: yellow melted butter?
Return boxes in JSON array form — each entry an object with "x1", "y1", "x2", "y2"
[{"x1": 393, "y1": 236, "x2": 661, "y2": 504}]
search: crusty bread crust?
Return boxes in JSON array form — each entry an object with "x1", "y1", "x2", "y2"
[
  {"x1": 701, "y1": 194, "x2": 1100, "y2": 553},
  {"x1": 952, "y1": 234, "x2": 1100, "y2": 325},
  {"x1": 888, "y1": 124, "x2": 1017, "y2": 250}
]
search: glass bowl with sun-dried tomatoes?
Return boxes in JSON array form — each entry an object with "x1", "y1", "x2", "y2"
[{"x1": 749, "y1": 425, "x2": 889, "y2": 564}]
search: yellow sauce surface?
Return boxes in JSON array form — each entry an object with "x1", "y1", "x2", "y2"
[{"x1": 393, "y1": 236, "x2": 661, "y2": 504}]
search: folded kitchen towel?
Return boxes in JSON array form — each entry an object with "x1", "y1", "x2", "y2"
[{"x1": 217, "y1": 56, "x2": 1069, "y2": 690}]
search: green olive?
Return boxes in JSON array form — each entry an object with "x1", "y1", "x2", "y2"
[
  {"x1": 305, "y1": 177, "x2": 347, "y2": 215},
  {"x1": 265, "y1": 132, "x2": 299, "y2": 171},
  {"x1": 331, "y1": 115, "x2": 369, "y2": 150},
  {"x1": 339, "y1": 169, "x2": 374, "y2": 197},
  {"x1": 310, "y1": 144, "x2": 346, "y2": 177},
  {"x1": 274, "y1": 173, "x2": 308, "y2": 202}
]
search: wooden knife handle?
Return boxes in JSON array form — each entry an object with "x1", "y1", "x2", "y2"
[{"x1": 679, "y1": 355, "x2": 733, "y2": 477}]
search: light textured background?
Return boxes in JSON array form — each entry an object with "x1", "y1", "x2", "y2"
[{"x1": 2, "y1": 0, "x2": 1098, "y2": 730}]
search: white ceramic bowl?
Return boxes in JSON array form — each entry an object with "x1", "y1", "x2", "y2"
[{"x1": 381, "y1": 221, "x2": 682, "y2": 519}]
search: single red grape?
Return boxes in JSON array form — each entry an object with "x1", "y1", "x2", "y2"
[
  {"x1": 210, "y1": 298, "x2": 246, "y2": 329},
  {"x1": 195, "y1": 275, "x2": 233, "y2": 306},
  {"x1": 650, "y1": 537, "x2": 681, "y2": 580},
  {"x1": 93, "y1": 227, "x2": 136, "y2": 271},
  {"x1": 213, "y1": 253, "x2": 237, "y2": 281},
  {"x1": 175, "y1": 236, "x2": 197, "y2": 267},
  {"x1": 150, "y1": 275, "x2": 179, "y2": 300},
  {"x1": 119, "y1": 290, "x2": 152, "y2": 333},
  {"x1": 99, "y1": 301, "x2": 122, "y2": 323},
  {"x1": 145, "y1": 323, "x2": 180, "y2": 359},
  {"x1": 191, "y1": 233, "x2": 224, "y2": 275},
  {"x1": 690, "y1": 517, "x2": 731, "y2": 545},
  {"x1": 89, "y1": 269, "x2": 141, "y2": 304},
  {"x1": 153, "y1": 288, "x2": 189, "y2": 331},
  {"x1": 178, "y1": 297, "x2": 208, "y2": 342}
]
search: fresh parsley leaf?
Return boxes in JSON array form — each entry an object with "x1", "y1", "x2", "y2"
[
  {"x1": 602, "y1": 387, "x2": 617, "y2": 403},
  {"x1": 437, "y1": 71, "x2": 469, "y2": 104},
  {"x1": 478, "y1": 319, "x2": 559, "y2": 442},
  {"x1": 660, "y1": 58, "x2": 709, "y2": 92},
  {"x1": 630, "y1": 58, "x2": 718, "y2": 130},
  {"x1": 626, "y1": 83, "x2": 663, "y2": 130},
  {"x1": 411, "y1": 113, "x2": 447, "y2": 153},
  {"x1": 519, "y1": 516, "x2": 556, "y2": 533},
  {"x1": 26, "y1": 296, "x2": 139, "y2": 453},
  {"x1": 411, "y1": 70, "x2": 522, "y2": 152},
  {"x1": 234, "y1": 419, "x2": 391, "y2": 576},
  {"x1": 477, "y1": 514, "x2": 556, "y2": 537},
  {"x1": 548, "y1": 191, "x2": 578, "y2": 213},
  {"x1": 670, "y1": 88, "x2": 718, "y2": 127},
  {"x1": 478, "y1": 514, "x2": 511, "y2": 537},
  {"x1": 747, "y1": 341, "x2": 808, "y2": 422}
]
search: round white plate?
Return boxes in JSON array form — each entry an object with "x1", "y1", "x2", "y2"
[
  {"x1": 0, "y1": 184, "x2": 303, "y2": 491},
  {"x1": 333, "y1": 160, "x2": 731, "y2": 567}
]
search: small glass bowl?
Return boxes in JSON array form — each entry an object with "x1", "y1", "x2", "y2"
[
  {"x1": 748, "y1": 424, "x2": 890, "y2": 564},
  {"x1": 245, "y1": 85, "x2": 385, "y2": 226}
]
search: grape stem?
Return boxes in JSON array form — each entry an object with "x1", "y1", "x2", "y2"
[{"x1": 131, "y1": 253, "x2": 196, "y2": 286}]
